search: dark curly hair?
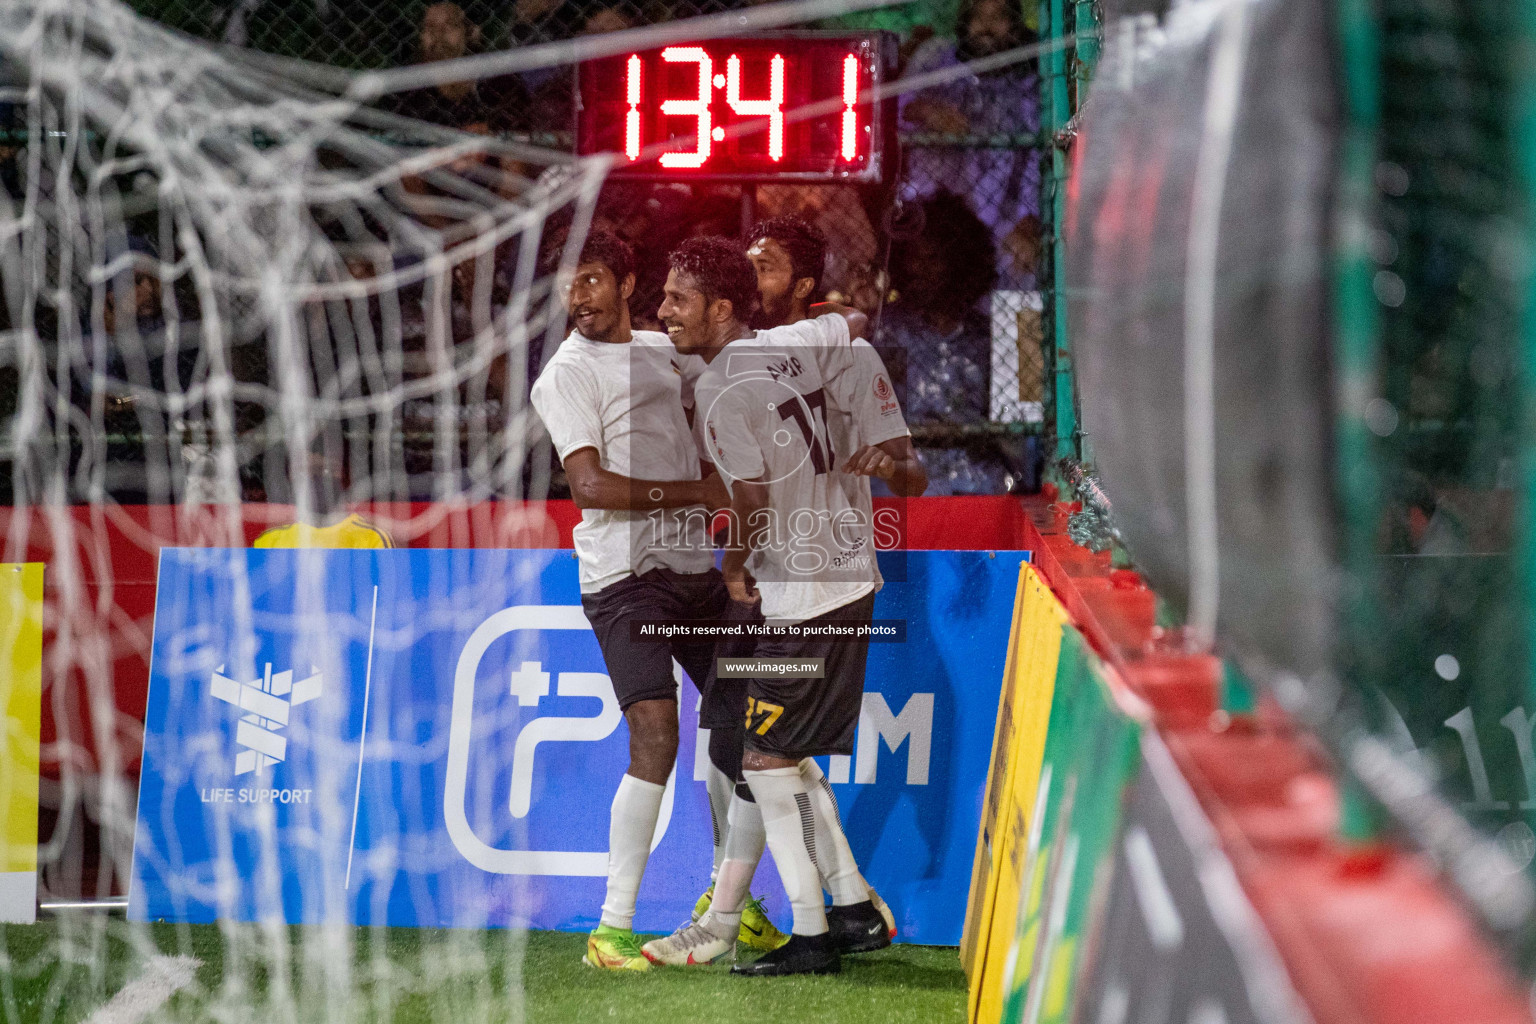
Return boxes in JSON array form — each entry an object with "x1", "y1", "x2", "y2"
[
  {"x1": 748, "y1": 215, "x2": 827, "y2": 293},
  {"x1": 577, "y1": 229, "x2": 635, "y2": 284},
  {"x1": 668, "y1": 235, "x2": 758, "y2": 321}
]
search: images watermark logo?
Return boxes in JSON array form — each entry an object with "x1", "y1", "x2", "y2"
[{"x1": 210, "y1": 661, "x2": 323, "y2": 774}]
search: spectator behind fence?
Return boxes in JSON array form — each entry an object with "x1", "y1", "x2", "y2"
[
  {"x1": 506, "y1": 0, "x2": 582, "y2": 47},
  {"x1": 877, "y1": 190, "x2": 1015, "y2": 495},
  {"x1": 529, "y1": 4, "x2": 638, "y2": 133},
  {"x1": 386, "y1": 2, "x2": 530, "y2": 132},
  {"x1": 900, "y1": 0, "x2": 1041, "y2": 290},
  {"x1": 756, "y1": 185, "x2": 881, "y2": 314}
]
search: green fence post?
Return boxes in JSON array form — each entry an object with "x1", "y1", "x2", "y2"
[
  {"x1": 1074, "y1": 0, "x2": 1099, "y2": 89},
  {"x1": 1513, "y1": 0, "x2": 1536, "y2": 972},
  {"x1": 1332, "y1": 0, "x2": 1384, "y2": 842},
  {"x1": 1041, "y1": 0, "x2": 1077, "y2": 468}
]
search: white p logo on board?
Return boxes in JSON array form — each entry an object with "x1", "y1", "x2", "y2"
[{"x1": 446, "y1": 605, "x2": 675, "y2": 876}]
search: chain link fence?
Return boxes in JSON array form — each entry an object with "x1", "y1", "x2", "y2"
[
  {"x1": 21, "y1": 0, "x2": 1050, "y2": 501},
  {"x1": 1338, "y1": 0, "x2": 1536, "y2": 949},
  {"x1": 0, "y1": 0, "x2": 1048, "y2": 901}
]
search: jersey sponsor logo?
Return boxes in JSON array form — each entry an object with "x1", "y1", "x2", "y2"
[
  {"x1": 872, "y1": 374, "x2": 900, "y2": 416},
  {"x1": 209, "y1": 660, "x2": 323, "y2": 775},
  {"x1": 830, "y1": 538, "x2": 872, "y2": 571}
]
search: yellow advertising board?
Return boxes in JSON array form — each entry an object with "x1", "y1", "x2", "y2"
[
  {"x1": 0, "y1": 563, "x2": 43, "y2": 923},
  {"x1": 963, "y1": 563, "x2": 1069, "y2": 1024}
]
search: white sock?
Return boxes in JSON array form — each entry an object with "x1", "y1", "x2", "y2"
[
  {"x1": 800, "y1": 758, "x2": 869, "y2": 907},
  {"x1": 600, "y1": 773, "x2": 665, "y2": 930},
  {"x1": 745, "y1": 766, "x2": 827, "y2": 937},
  {"x1": 701, "y1": 793, "x2": 765, "y2": 941},
  {"x1": 704, "y1": 746, "x2": 734, "y2": 882}
]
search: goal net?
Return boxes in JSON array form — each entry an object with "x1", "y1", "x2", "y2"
[
  {"x1": 0, "y1": 0, "x2": 1038, "y2": 1015},
  {"x1": 0, "y1": 0, "x2": 604, "y2": 1018}
]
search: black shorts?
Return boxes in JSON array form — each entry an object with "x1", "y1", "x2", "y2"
[
  {"x1": 581, "y1": 567, "x2": 728, "y2": 711},
  {"x1": 742, "y1": 591, "x2": 876, "y2": 761},
  {"x1": 697, "y1": 596, "x2": 762, "y2": 731}
]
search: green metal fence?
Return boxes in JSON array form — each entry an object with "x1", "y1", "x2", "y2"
[{"x1": 1042, "y1": 0, "x2": 1536, "y2": 967}]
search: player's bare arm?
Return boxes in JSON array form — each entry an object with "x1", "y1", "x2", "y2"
[
  {"x1": 721, "y1": 477, "x2": 769, "y2": 605},
  {"x1": 841, "y1": 436, "x2": 929, "y2": 497},
  {"x1": 808, "y1": 300, "x2": 869, "y2": 340},
  {"x1": 562, "y1": 447, "x2": 731, "y2": 513}
]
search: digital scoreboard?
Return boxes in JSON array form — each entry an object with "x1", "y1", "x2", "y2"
[{"x1": 575, "y1": 33, "x2": 891, "y2": 182}]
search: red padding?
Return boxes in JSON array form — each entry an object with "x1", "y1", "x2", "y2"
[{"x1": 1245, "y1": 847, "x2": 1532, "y2": 1024}]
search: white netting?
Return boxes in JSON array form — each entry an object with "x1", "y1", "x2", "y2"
[
  {"x1": 0, "y1": 1, "x2": 1044, "y2": 1016},
  {"x1": 0, "y1": 1, "x2": 604, "y2": 1018}
]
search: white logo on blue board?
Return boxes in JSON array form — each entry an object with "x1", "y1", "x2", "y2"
[
  {"x1": 210, "y1": 662, "x2": 323, "y2": 774},
  {"x1": 446, "y1": 606, "x2": 675, "y2": 877}
]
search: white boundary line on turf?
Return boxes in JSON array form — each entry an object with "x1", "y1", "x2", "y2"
[
  {"x1": 83, "y1": 955, "x2": 200, "y2": 1024},
  {"x1": 345, "y1": 584, "x2": 380, "y2": 890}
]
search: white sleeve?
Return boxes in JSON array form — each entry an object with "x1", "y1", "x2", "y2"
[
  {"x1": 530, "y1": 360, "x2": 605, "y2": 462},
  {"x1": 843, "y1": 340, "x2": 910, "y2": 447},
  {"x1": 691, "y1": 390, "x2": 712, "y2": 462}
]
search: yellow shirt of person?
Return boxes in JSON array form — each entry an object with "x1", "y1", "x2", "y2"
[{"x1": 252, "y1": 513, "x2": 393, "y2": 549}]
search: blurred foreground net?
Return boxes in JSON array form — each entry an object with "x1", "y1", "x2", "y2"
[{"x1": 0, "y1": 0, "x2": 603, "y2": 1016}]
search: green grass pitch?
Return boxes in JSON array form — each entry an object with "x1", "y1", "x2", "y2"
[{"x1": 0, "y1": 916, "x2": 966, "y2": 1023}]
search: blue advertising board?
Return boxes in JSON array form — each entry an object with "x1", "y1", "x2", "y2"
[{"x1": 131, "y1": 548, "x2": 1026, "y2": 944}]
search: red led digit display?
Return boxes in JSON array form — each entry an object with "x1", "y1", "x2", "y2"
[{"x1": 576, "y1": 33, "x2": 888, "y2": 182}]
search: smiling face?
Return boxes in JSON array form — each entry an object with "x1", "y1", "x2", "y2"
[
  {"x1": 565, "y1": 260, "x2": 632, "y2": 343},
  {"x1": 748, "y1": 236, "x2": 802, "y2": 328},
  {"x1": 658, "y1": 268, "x2": 716, "y2": 355}
]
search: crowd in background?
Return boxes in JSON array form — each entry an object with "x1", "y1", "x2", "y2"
[
  {"x1": 370, "y1": 0, "x2": 1045, "y2": 494},
  {"x1": 0, "y1": 0, "x2": 1046, "y2": 498}
]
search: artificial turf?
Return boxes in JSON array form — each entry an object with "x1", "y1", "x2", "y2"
[{"x1": 0, "y1": 916, "x2": 966, "y2": 1023}]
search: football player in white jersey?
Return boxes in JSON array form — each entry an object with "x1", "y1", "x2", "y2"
[
  {"x1": 657, "y1": 219, "x2": 925, "y2": 969},
  {"x1": 747, "y1": 215, "x2": 926, "y2": 933},
  {"x1": 646, "y1": 236, "x2": 922, "y2": 977},
  {"x1": 530, "y1": 231, "x2": 745, "y2": 971}
]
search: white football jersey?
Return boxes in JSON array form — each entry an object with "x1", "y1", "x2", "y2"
[
  {"x1": 692, "y1": 315, "x2": 890, "y2": 622},
  {"x1": 531, "y1": 329, "x2": 713, "y2": 593},
  {"x1": 823, "y1": 338, "x2": 911, "y2": 591}
]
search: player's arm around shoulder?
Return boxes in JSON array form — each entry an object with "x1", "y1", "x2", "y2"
[
  {"x1": 839, "y1": 338, "x2": 929, "y2": 497},
  {"x1": 561, "y1": 447, "x2": 730, "y2": 514},
  {"x1": 808, "y1": 300, "x2": 869, "y2": 342}
]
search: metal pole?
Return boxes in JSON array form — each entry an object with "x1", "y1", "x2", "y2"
[
  {"x1": 1332, "y1": 0, "x2": 1384, "y2": 842},
  {"x1": 1044, "y1": 0, "x2": 1076, "y2": 464}
]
